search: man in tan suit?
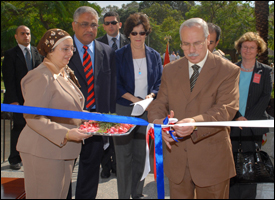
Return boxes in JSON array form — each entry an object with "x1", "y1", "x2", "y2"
[{"x1": 148, "y1": 18, "x2": 240, "y2": 199}]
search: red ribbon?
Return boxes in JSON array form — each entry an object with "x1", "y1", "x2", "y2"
[{"x1": 147, "y1": 127, "x2": 157, "y2": 181}]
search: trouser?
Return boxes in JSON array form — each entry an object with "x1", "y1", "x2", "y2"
[
  {"x1": 229, "y1": 182, "x2": 257, "y2": 199},
  {"x1": 20, "y1": 152, "x2": 74, "y2": 199},
  {"x1": 75, "y1": 136, "x2": 104, "y2": 199},
  {"x1": 101, "y1": 137, "x2": 116, "y2": 174},
  {"x1": 169, "y1": 159, "x2": 230, "y2": 199},
  {"x1": 113, "y1": 104, "x2": 147, "y2": 199},
  {"x1": 9, "y1": 113, "x2": 25, "y2": 164}
]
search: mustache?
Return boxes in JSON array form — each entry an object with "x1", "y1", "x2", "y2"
[
  {"x1": 84, "y1": 32, "x2": 94, "y2": 36},
  {"x1": 188, "y1": 53, "x2": 199, "y2": 57}
]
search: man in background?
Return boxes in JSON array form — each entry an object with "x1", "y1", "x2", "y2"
[
  {"x1": 2, "y1": 25, "x2": 43, "y2": 170},
  {"x1": 97, "y1": 11, "x2": 129, "y2": 50},
  {"x1": 69, "y1": 6, "x2": 116, "y2": 199},
  {"x1": 96, "y1": 11, "x2": 130, "y2": 179},
  {"x1": 170, "y1": 51, "x2": 176, "y2": 61},
  {"x1": 207, "y1": 22, "x2": 228, "y2": 59}
]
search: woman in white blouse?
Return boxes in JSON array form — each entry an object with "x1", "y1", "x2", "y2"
[{"x1": 114, "y1": 13, "x2": 163, "y2": 199}]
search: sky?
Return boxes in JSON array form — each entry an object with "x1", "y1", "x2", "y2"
[{"x1": 90, "y1": 1, "x2": 140, "y2": 9}]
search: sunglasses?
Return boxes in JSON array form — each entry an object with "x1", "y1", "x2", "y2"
[
  {"x1": 104, "y1": 21, "x2": 118, "y2": 25},
  {"x1": 130, "y1": 31, "x2": 147, "y2": 36}
]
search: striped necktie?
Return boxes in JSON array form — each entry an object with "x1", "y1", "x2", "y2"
[
  {"x1": 190, "y1": 64, "x2": 200, "y2": 92},
  {"x1": 112, "y1": 38, "x2": 118, "y2": 50},
  {"x1": 83, "y1": 45, "x2": 95, "y2": 109}
]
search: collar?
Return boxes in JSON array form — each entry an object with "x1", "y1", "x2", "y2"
[
  {"x1": 188, "y1": 50, "x2": 209, "y2": 69},
  {"x1": 73, "y1": 35, "x2": 94, "y2": 54},
  {"x1": 18, "y1": 43, "x2": 31, "y2": 53},
  {"x1": 107, "y1": 33, "x2": 120, "y2": 44},
  {"x1": 43, "y1": 57, "x2": 61, "y2": 79}
]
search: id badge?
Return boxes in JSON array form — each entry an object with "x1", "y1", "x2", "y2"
[{"x1": 253, "y1": 73, "x2": 261, "y2": 84}]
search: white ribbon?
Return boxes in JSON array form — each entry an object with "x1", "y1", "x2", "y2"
[
  {"x1": 160, "y1": 119, "x2": 274, "y2": 128},
  {"x1": 140, "y1": 119, "x2": 274, "y2": 181}
]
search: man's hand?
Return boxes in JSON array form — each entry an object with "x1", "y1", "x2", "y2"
[
  {"x1": 173, "y1": 118, "x2": 196, "y2": 138},
  {"x1": 162, "y1": 110, "x2": 176, "y2": 150}
]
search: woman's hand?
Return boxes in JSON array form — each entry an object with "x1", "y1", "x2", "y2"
[
  {"x1": 235, "y1": 116, "x2": 247, "y2": 130},
  {"x1": 65, "y1": 128, "x2": 92, "y2": 143},
  {"x1": 145, "y1": 93, "x2": 155, "y2": 99}
]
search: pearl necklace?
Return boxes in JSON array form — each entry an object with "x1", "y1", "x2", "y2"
[{"x1": 241, "y1": 64, "x2": 254, "y2": 72}]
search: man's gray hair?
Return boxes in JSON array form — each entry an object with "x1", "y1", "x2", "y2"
[
  {"x1": 73, "y1": 6, "x2": 98, "y2": 21},
  {"x1": 179, "y1": 18, "x2": 209, "y2": 41}
]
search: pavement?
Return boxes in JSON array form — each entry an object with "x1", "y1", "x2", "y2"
[{"x1": 1, "y1": 157, "x2": 171, "y2": 199}]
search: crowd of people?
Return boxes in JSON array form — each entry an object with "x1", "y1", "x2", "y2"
[{"x1": 1, "y1": 5, "x2": 273, "y2": 199}]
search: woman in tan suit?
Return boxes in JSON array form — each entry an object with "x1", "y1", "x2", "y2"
[{"x1": 16, "y1": 28, "x2": 92, "y2": 199}]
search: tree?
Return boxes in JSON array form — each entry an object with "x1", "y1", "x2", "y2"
[
  {"x1": 186, "y1": 1, "x2": 256, "y2": 62},
  {"x1": 116, "y1": 2, "x2": 140, "y2": 35},
  {"x1": 141, "y1": 3, "x2": 183, "y2": 25},
  {"x1": 255, "y1": 1, "x2": 269, "y2": 64},
  {"x1": 139, "y1": 1, "x2": 194, "y2": 18},
  {"x1": 1, "y1": 1, "x2": 101, "y2": 56}
]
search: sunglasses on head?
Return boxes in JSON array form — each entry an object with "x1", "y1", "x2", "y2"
[
  {"x1": 130, "y1": 31, "x2": 147, "y2": 36},
  {"x1": 104, "y1": 21, "x2": 118, "y2": 25}
]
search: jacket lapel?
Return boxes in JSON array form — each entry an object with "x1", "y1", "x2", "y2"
[
  {"x1": 120, "y1": 34, "x2": 129, "y2": 47},
  {"x1": 177, "y1": 58, "x2": 191, "y2": 100},
  {"x1": 71, "y1": 42, "x2": 87, "y2": 84},
  {"x1": 56, "y1": 75, "x2": 83, "y2": 110},
  {"x1": 145, "y1": 45, "x2": 153, "y2": 92},
  {"x1": 102, "y1": 35, "x2": 109, "y2": 45},
  {"x1": 30, "y1": 46, "x2": 36, "y2": 69},
  {"x1": 94, "y1": 40, "x2": 104, "y2": 79},
  {"x1": 124, "y1": 45, "x2": 135, "y2": 91},
  {"x1": 15, "y1": 46, "x2": 27, "y2": 68}
]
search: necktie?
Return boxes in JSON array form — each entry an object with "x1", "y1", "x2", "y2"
[
  {"x1": 112, "y1": 38, "x2": 118, "y2": 50},
  {"x1": 83, "y1": 46, "x2": 95, "y2": 109},
  {"x1": 190, "y1": 64, "x2": 200, "y2": 92},
  {"x1": 25, "y1": 48, "x2": 32, "y2": 71}
]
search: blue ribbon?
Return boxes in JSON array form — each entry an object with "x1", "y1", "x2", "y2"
[
  {"x1": 1, "y1": 103, "x2": 165, "y2": 198},
  {"x1": 1, "y1": 104, "x2": 148, "y2": 126},
  {"x1": 163, "y1": 117, "x2": 183, "y2": 142},
  {"x1": 154, "y1": 124, "x2": 165, "y2": 199}
]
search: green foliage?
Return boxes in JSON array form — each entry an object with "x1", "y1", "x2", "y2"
[
  {"x1": 139, "y1": 1, "x2": 195, "y2": 18},
  {"x1": 186, "y1": 1, "x2": 256, "y2": 50},
  {"x1": 141, "y1": 3, "x2": 184, "y2": 54},
  {"x1": 1, "y1": 1, "x2": 274, "y2": 62},
  {"x1": 141, "y1": 3, "x2": 183, "y2": 25},
  {"x1": 1, "y1": 1, "x2": 101, "y2": 56}
]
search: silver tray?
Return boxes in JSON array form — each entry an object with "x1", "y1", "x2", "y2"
[{"x1": 85, "y1": 125, "x2": 136, "y2": 136}]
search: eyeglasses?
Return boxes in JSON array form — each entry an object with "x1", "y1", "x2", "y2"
[
  {"x1": 242, "y1": 46, "x2": 257, "y2": 51},
  {"x1": 59, "y1": 47, "x2": 76, "y2": 53},
  {"x1": 130, "y1": 31, "x2": 147, "y2": 36},
  {"x1": 180, "y1": 41, "x2": 206, "y2": 50},
  {"x1": 74, "y1": 21, "x2": 98, "y2": 29},
  {"x1": 104, "y1": 21, "x2": 118, "y2": 25}
]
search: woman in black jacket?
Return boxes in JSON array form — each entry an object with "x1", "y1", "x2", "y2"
[{"x1": 229, "y1": 32, "x2": 273, "y2": 199}]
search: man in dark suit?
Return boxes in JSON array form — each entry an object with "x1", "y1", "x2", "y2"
[
  {"x1": 96, "y1": 11, "x2": 130, "y2": 179},
  {"x1": 97, "y1": 11, "x2": 129, "y2": 50},
  {"x1": 68, "y1": 6, "x2": 116, "y2": 199},
  {"x1": 2, "y1": 25, "x2": 43, "y2": 170}
]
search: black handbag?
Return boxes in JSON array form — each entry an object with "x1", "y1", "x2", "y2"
[{"x1": 232, "y1": 129, "x2": 274, "y2": 184}]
